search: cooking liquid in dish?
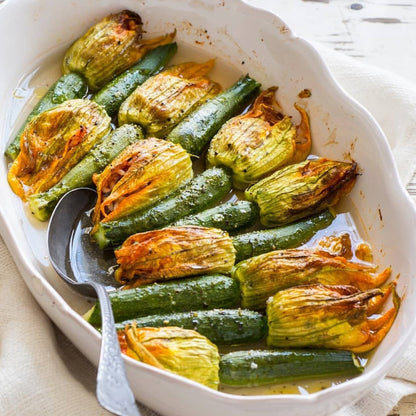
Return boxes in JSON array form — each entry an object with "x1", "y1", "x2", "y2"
[
  {"x1": 223, "y1": 377, "x2": 348, "y2": 395},
  {"x1": 5, "y1": 40, "x2": 376, "y2": 397}
]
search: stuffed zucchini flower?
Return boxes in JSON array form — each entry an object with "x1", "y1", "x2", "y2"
[
  {"x1": 63, "y1": 10, "x2": 175, "y2": 90},
  {"x1": 119, "y1": 324, "x2": 220, "y2": 389},
  {"x1": 118, "y1": 60, "x2": 221, "y2": 137},
  {"x1": 245, "y1": 157, "x2": 358, "y2": 227},
  {"x1": 267, "y1": 283, "x2": 400, "y2": 353},
  {"x1": 8, "y1": 99, "x2": 111, "y2": 200},
  {"x1": 114, "y1": 226, "x2": 236, "y2": 286},
  {"x1": 207, "y1": 86, "x2": 311, "y2": 189},
  {"x1": 232, "y1": 248, "x2": 391, "y2": 310},
  {"x1": 91, "y1": 137, "x2": 193, "y2": 228}
]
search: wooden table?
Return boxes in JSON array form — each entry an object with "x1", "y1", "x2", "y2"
[
  {"x1": 249, "y1": 0, "x2": 416, "y2": 85},
  {"x1": 247, "y1": 1, "x2": 416, "y2": 415}
]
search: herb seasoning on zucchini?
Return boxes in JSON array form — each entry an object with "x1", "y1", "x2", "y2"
[
  {"x1": 115, "y1": 309, "x2": 267, "y2": 346},
  {"x1": 167, "y1": 74, "x2": 261, "y2": 155},
  {"x1": 232, "y1": 210, "x2": 335, "y2": 263},
  {"x1": 91, "y1": 166, "x2": 232, "y2": 248},
  {"x1": 219, "y1": 349, "x2": 363, "y2": 387},
  {"x1": 172, "y1": 200, "x2": 259, "y2": 232},
  {"x1": 84, "y1": 274, "x2": 241, "y2": 326}
]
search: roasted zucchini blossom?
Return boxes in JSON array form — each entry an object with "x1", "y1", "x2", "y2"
[
  {"x1": 7, "y1": 99, "x2": 111, "y2": 200},
  {"x1": 232, "y1": 248, "x2": 391, "y2": 310},
  {"x1": 62, "y1": 10, "x2": 175, "y2": 90},
  {"x1": 118, "y1": 60, "x2": 221, "y2": 137},
  {"x1": 91, "y1": 138, "x2": 193, "y2": 227},
  {"x1": 245, "y1": 157, "x2": 358, "y2": 227},
  {"x1": 207, "y1": 86, "x2": 311, "y2": 189},
  {"x1": 119, "y1": 324, "x2": 220, "y2": 389},
  {"x1": 114, "y1": 226, "x2": 236, "y2": 286},
  {"x1": 267, "y1": 283, "x2": 400, "y2": 353}
]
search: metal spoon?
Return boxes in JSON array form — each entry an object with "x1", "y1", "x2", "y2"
[{"x1": 47, "y1": 187, "x2": 141, "y2": 416}]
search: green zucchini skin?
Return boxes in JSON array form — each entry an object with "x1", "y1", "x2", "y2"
[
  {"x1": 92, "y1": 166, "x2": 232, "y2": 248},
  {"x1": 232, "y1": 210, "x2": 335, "y2": 263},
  {"x1": 5, "y1": 73, "x2": 88, "y2": 160},
  {"x1": 92, "y1": 43, "x2": 177, "y2": 117},
  {"x1": 85, "y1": 274, "x2": 241, "y2": 326},
  {"x1": 166, "y1": 75, "x2": 261, "y2": 155},
  {"x1": 219, "y1": 349, "x2": 363, "y2": 387},
  {"x1": 28, "y1": 124, "x2": 144, "y2": 221},
  {"x1": 173, "y1": 200, "x2": 259, "y2": 232},
  {"x1": 115, "y1": 309, "x2": 266, "y2": 345}
]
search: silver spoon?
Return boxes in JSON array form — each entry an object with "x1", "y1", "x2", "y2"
[{"x1": 47, "y1": 187, "x2": 141, "y2": 416}]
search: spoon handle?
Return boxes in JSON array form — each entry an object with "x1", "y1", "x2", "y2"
[{"x1": 93, "y1": 283, "x2": 141, "y2": 416}]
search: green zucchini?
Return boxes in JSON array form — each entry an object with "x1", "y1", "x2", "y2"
[
  {"x1": 28, "y1": 124, "x2": 144, "y2": 221},
  {"x1": 232, "y1": 210, "x2": 335, "y2": 263},
  {"x1": 5, "y1": 73, "x2": 88, "y2": 160},
  {"x1": 92, "y1": 43, "x2": 177, "y2": 117},
  {"x1": 92, "y1": 166, "x2": 232, "y2": 248},
  {"x1": 166, "y1": 74, "x2": 261, "y2": 155},
  {"x1": 172, "y1": 200, "x2": 259, "y2": 232},
  {"x1": 219, "y1": 349, "x2": 363, "y2": 387},
  {"x1": 85, "y1": 274, "x2": 240, "y2": 326},
  {"x1": 115, "y1": 309, "x2": 266, "y2": 346}
]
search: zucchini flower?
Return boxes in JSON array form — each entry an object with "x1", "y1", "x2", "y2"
[
  {"x1": 118, "y1": 60, "x2": 221, "y2": 137},
  {"x1": 114, "y1": 226, "x2": 236, "y2": 287},
  {"x1": 91, "y1": 137, "x2": 193, "y2": 228},
  {"x1": 267, "y1": 283, "x2": 400, "y2": 353},
  {"x1": 119, "y1": 324, "x2": 220, "y2": 389},
  {"x1": 207, "y1": 87, "x2": 311, "y2": 189},
  {"x1": 245, "y1": 157, "x2": 358, "y2": 227},
  {"x1": 7, "y1": 99, "x2": 111, "y2": 200},
  {"x1": 63, "y1": 10, "x2": 175, "y2": 91},
  {"x1": 232, "y1": 248, "x2": 391, "y2": 310}
]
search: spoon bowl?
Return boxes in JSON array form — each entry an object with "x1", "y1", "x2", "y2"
[
  {"x1": 48, "y1": 187, "x2": 119, "y2": 296},
  {"x1": 47, "y1": 187, "x2": 141, "y2": 416}
]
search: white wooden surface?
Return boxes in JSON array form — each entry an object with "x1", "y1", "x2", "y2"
[
  {"x1": 247, "y1": 1, "x2": 416, "y2": 415},
  {"x1": 249, "y1": 0, "x2": 416, "y2": 85}
]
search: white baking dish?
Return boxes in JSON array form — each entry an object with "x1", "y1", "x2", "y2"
[{"x1": 1, "y1": 1, "x2": 415, "y2": 415}]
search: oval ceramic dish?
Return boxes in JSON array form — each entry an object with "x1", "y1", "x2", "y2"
[{"x1": 1, "y1": 1, "x2": 416, "y2": 415}]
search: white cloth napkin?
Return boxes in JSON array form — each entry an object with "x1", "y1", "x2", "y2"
[{"x1": 1, "y1": 45, "x2": 416, "y2": 416}]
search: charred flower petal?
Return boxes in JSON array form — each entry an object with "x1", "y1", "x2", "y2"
[
  {"x1": 114, "y1": 225, "x2": 236, "y2": 286},
  {"x1": 119, "y1": 324, "x2": 220, "y2": 389},
  {"x1": 207, "y1": 87, "x2": 311, "y2": 189},
  {"x1": 245, "y1": 157, "x2": 358, "y2": 227},
  {"x1": 118, "y1": 60, "x2": 221, "y2": 137},
  {"x1": 7, "y1": 99, "x2": 111, "y2": 200},
  {"x1": 292, "y1": 103, "x2": 312, "y2": 163},
  {"x1": 91, "y1": 137, "x2": 193, "y2": 227},
  {"x1": 233, "y1": 248, "x2": 391, "y2": 310},
  {"x1": 62, "y1": 10, "x2": 175, "y2": 91},
  {"x1": 267, "y1": 283, "x2": 400, "y2": 353}
]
